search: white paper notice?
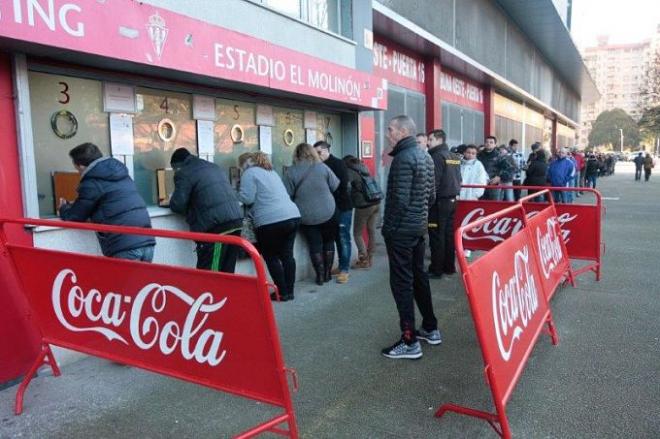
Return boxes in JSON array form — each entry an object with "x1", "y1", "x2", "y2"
[
  {"x1": 306, "y1": 129, "x2": 317, "y2": 145},
  {"x1": 193, "y1": 95, "x2": 216, "y2": 120},
  {"x1": 259, "y1": 126, "x2": 272, "y2": 154},
  {"x1": 256, "y1": 105, "x2": 274, "y2": 126},
  {"x1": 197, "y1": 120, "x2": 215, "y2": 155},
  {"x1": 304, "y1": 111, "x2": 317, "y2": 129},
  {"x1": 109, "y1": 113, "x2": 134, "y2": 155},
  {"x1": 104, "y1": 83, "x2": 136, "y2": 113}
]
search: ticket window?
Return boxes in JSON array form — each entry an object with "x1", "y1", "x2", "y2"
[
  {"x1": 272, "y1": 108, "x2": 305, "y2": 176},
  {"x1": 28, "y1": 71, "x2": 110, "y2": 217},
  {"x1": 214, "y1": 99, "x2": 259, "y2": 178},
  {"x1": 133, "y1": 88, "x2": 197, "y2": 206},
  {"x1": 315, "y1": 112, "x2": 343, "y2": 158}
]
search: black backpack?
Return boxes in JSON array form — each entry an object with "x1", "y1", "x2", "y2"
[{"x1": 359, "y1": 173, "x2": 383, "y2": 203}]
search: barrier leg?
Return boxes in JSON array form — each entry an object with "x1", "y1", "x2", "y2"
[
  {"x1": 435, "y1": 403, "x2": 509, "y2": 438},
  {"x1": 546, "y1": 315, "x2": 559, "y2": 346},
  {"x1": 15, "y1": 344, "x2": 61, "y2": 415}
]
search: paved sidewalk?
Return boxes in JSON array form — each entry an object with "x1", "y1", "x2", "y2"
[{"x1": 1, "y1": 162, "x2": 659, "y2": 438}]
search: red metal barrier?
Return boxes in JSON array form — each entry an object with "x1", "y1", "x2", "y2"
[
  {"x1": 455, "y1": 185, "x2": 603, "y2": 281},
  {"x1": 436, "y1": 192, "x2": 560, "y2": 438},
  {"x1": 0, "y1": 218, "x2": 298, "y2": 439}
]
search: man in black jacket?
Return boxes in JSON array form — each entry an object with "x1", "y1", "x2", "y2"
[
  {"x1": 381, "y1": 115, "x2": 441, "y2": 360},
  {"x1": 427, "y1": 129, "x2": 461, "y2": 278},
  {"x1": 169, "y1": 148, "x2": 243, "y2": 273},
  {"x1": 314, "y1": 140, "x2": 353, "y2": 284},
  {"x1": 59, "y1": 143, "x2": 155, "y2": 261},
  {"x1": 477, "y1": 135, "x2": 512, "y2": 200}
]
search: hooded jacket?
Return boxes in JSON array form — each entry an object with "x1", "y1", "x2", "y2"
[
  {"x1": 59, "y1": 157, "x2": 155, "y2": 257},
  {"x1": 382, "y1": 136, "x2": 435, "y2": 239},
  {"x1": 459, "y1": 158, "x2": 489, "y2": 200},
  {"x1": 524, "y1": 156, "x2": 548, "y2": 186},
  {"x1": 169, "y1": 155, "x2": 242, "y2": 233}
]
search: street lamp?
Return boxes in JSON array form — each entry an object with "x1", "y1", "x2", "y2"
[{"x1": 614, "y1": 128, "x2": 624, "y2": 153}]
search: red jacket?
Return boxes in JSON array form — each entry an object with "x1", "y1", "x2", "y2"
[{"x1": 573, "y1": 153, "x2": 585, "y2": 171}]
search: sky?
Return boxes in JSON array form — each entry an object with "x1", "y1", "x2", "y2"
[{"x1": 571, "y1": 0, "x2": 660, "y2": 49}]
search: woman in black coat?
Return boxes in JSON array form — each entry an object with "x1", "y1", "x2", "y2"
[{"x1": 524, "y1": 149, "x2": 549, "y2": 201}]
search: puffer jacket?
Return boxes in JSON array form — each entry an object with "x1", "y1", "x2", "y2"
[
  {"x1": 382, "y1": 136, "x2": 435, "y2": 239},
  {"x1": 59, "y1": 157, "x2": 155, "y2": 257},
  {"x1": 346, "y1": 162, "x2": 380, "y2": 209},
  {"x1": 169, "y1": 155, "x2": 242, "y2": 233}
]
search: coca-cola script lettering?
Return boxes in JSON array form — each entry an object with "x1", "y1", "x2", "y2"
[
  {"x1": 460, "y1": 208, "x2": 577, "y2": 244},
  {"x1": 492, "y1": 246, "x2": 539, "y2": 361},
  {"x1": 52, "y1": 269, "x2": 228, "y2": 366},
  {"x1": 536, "y1": 217, "x2": 564, "y2": 279}
]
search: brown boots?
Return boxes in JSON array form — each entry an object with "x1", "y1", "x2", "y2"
[{"x1": 351, "y1": 253, "x2": 372, "y2": 269}]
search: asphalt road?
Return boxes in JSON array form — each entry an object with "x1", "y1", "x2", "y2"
[{"x1": 1, "y1": 161, "x2": 658, "y2": 438}]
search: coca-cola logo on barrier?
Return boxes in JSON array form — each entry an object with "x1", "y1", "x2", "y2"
[
  {"x1": 536, "y1": 217, "x2": 564, "y2": 279},
  {"x1": 461, "y1": 208, "x2": 577, "y2": 244},
  {"x1": 52, "y1": 269, "x2": 228, "y2": 366},
  {"x1": 492, "y1": 246, "x2": 540, "y2": 361}
]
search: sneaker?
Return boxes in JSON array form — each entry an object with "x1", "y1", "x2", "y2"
[
  {"x1": 336, "y1": 272, "x2": 349, "y2": 284},
  {"x1": 381, "y1": 339, "x2": 422, "y2": 360},
  {"x1": 330, "y1": 267, "x2": 341, "y2": 276},
  {"x1": 416, "y1": 328, "x2": 442, "y2": 345}
]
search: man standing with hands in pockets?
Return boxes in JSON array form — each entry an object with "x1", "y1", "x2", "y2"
[{"x1": 381, "y1": 115, "x2": 441, "y2": 360}]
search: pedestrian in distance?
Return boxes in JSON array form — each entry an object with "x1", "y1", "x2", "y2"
[
  {"x1": 459, "y1": 144, "x2": 488, "y2": 201},
  {"x1": 585, "y1": 153, "x2": 600, "y2": 189},
  {"x1": 169, "y1": 148, "x2": 243, "y2": 273},
  {"x1": 509, "y1": 139, "x2": 526, "y2": 201},
  {"x1": 238, "y1": 152, "x2": 301, "y2": 302},
  {"x1": 314, "y1": 140, "x2": 353, "y2": 284},
  {"x1": 459, "y1": 144, "x2": 488, "y2": 259},
  {"x1": 496, "y1": 144, "x2": 515, "y2": 201},
  {"x1": 546, "y1": 147, "x2": 574, "y2": 203},
  {"x1": 344, "y1": 155, "x2": 382, "y2": 269},
  {"x1": 643, "y1": 153, "x2": 654, "y2": 182},
  {"x1": 426, "y1": 129, "x2": 462, "y2": 279},
  {"x1": 59, "y1": 142, "x2": 156, "y2": 261},
  {"x1": 524, "y1": 149, "x2": 549, "y2": 201},
  {"x1": 284, "y1": 143, "x2": 339, "y2": 286},
  {"x1": 634, "y1": 152, "x2": 644, "y2": 181},
  {"x1": 381, "y1": 115, "x2": 441, "y2": 360}
]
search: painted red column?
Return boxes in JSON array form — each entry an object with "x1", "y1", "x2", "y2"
[
  {"x1": 0, "y1": 52, "x2": 41, "y2": 386},
  {"x1": 425, "y1": 60, "x2": 442, "y2": 132},
  {"x1": 484, "y1": 85, "x2": 496, "y2": 138}
]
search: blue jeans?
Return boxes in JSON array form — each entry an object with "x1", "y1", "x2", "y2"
[
  {"x1": 499, "y1": 186, "x2": 514, "y2": 202},
  {"x1": 112, "y1": 245, "x2": 155, "y2": 262},
  {"x1": 586, "y1": 174, "x2": 597, "y2": 189},
  {"x1": 336, "y1": 210, "x2": 353, "y2": 272}
]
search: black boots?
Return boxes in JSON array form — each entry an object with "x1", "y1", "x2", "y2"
[
  {"x1": 311, "y1": 253, "x2": 325, "y2": 286},
  {"x1": 323, "y1": 251, "x2": 334, "y2": 283}
]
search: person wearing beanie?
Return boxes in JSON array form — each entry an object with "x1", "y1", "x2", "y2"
[{"x1": 169, "y1": 147, "x2": 243, "y2": 272}]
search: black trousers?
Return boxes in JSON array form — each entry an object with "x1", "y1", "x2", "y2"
[
  {"x1": 256, "y1": 218, "x2": 300, "y2": 297},
  {"x1": 644, "y1": 169, "x2": 652, "y2": 181},
  {"x1": 385, "y1": 235, "x2": 438, "y2": 339},
  {"x1": 300, "y1": 217, "x2": 337, "y2": 255},
  {"x1": 428, "y1": 198, "x2": 457, "y2": 275},
  {"x1": 196, "y1": 223, "x2": 242, "y2": 273},
  {"x1": 635, "y1": 167, "x2": 642, "y2": 180},
  {"x1": 513, "y1": 180, "x2": 522, "y2": 201}
]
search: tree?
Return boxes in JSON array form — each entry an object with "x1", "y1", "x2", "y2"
[
  {"x1": 588, "y1": 108, "x2": 640, "y2": 150},
  {"x1": 640, "y1": 48, "x2": 660, "y2": 110},
  {"x1": 638, "y1": 106, "x2": 660, "y2": 152}
]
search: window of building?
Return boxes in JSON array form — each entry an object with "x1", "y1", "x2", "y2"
[
  {"x1": 255, "y1": 0, "x2": 352, "y2": 39},
  {"x1": 133, "y1": 88, "x2": 197, "y2": 206},
  {"x1": 28, "y1": 71, "x2": 110, "y2": 218}
]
